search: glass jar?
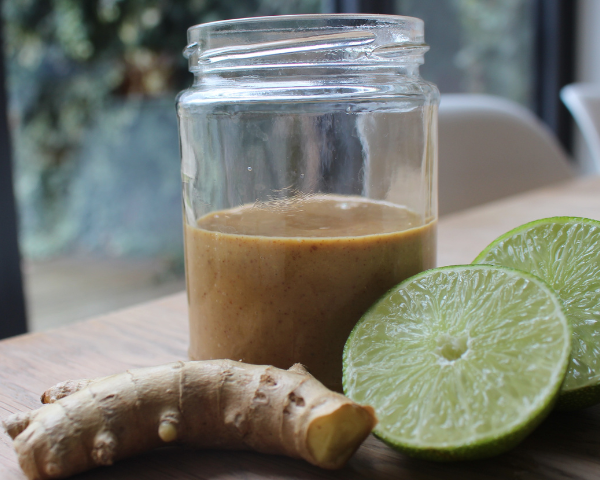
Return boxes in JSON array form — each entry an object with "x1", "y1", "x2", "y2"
[{"x1": 177, "y1": 14, "x2": 438, "y2": 391}]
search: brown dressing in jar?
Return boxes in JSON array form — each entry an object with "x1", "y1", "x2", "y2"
[{"x1": 185, "y1": 195, "x2": 436, "y2": 391}]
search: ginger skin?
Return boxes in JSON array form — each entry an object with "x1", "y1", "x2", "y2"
[{"x1": 4, "y1": 360, "x2": 376, "y2": 480}]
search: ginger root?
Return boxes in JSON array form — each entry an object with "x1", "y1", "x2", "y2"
[{"x1": 3, "y1": 360, "x2": 376, "y2": 480}]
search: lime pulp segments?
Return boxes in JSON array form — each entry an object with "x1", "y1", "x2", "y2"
[
  {"x1": 343, "y1": 265, "x2": 571, "y2": 461},
  {"x1": 473, "y1": 217, "x2": 600, "y2": 409}
]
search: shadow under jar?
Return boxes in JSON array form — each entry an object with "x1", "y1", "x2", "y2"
[{"x1": 177, "y1": 14, "x2": 438, "y2": 391}]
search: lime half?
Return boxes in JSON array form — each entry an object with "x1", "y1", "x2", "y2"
[
  {"x1": 343, "y1": 265, "x2": 570, "y2": 461},
  {"x1": 473, "y1": 217, "x2": 600, "y2": 409}
]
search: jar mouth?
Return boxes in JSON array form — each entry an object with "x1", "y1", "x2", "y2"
[
  {"x1": 185, "y1": 14, "x2": 428, "y2": 74},
  {"x1": 187, "y1": 13, "x2": 423, "y2": 33}
]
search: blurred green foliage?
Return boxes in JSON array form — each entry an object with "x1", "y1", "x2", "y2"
[
  {"x1": 4, "y1": 0, "x2": 321, "y2": 258},
  {"x1": 4, "y1": 0, "x2": 532, "y2": 259},
  {"x1": 396, "y1": 0, "x2": 533, "y2": 105}
]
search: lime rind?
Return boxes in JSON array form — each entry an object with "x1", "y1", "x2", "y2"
[
  {"x1": 343, "y1": 265, "x2": 571, "y2": 461},
  {"x1": 555, "y1": 383, "x2": 600, "y2": 410},
  {"x1": 473, "y1": 216, "x2": 600, "y2": 409},
  {"x1": 373, "y1": 393, "x2": 557, "y2": 462}
]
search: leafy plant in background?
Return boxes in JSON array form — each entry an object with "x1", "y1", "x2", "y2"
[
  {"x1": 4, "y1": 0, "x2": 532, "y2": 260},
  {"x1": 4, "y1": 0, "x2": 321, "y2": 259},
  {"x1": 451, "y1": 0, "x2": 532, "y2": 103}
]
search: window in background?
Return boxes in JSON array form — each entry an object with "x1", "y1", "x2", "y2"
[
  {"x1": 393, "y1": 0, "x2": 576, "y2": 149},
  {"x1": 3, "y1": 0, "x2": 570, "y2": 332},
  {"x1": 5, "y1": 0, "x2": 322, "y2": 331},
  {"x1": 395, "y1": 0, "x2": 536, "y2": 107},
  {"x1": 325, "y1": 0, "x2": 574, "y2": 147}
]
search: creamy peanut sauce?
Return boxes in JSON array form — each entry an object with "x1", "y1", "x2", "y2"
[{"x1": 185, "y1": 195, "x2": 436, "y2": 391}]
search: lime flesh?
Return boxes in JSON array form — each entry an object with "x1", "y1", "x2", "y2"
[
  {"x1": 343, "y1": 265, "x2": 570, "y2": 460},
  {"x1": 473, "y1": 217, "x2": 600, "y2": 409}
]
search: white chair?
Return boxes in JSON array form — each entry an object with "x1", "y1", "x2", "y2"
[
  {"x1": 561, "y1": 83, "x2": 600, "y2": 174},
  {"x1": 438, "y1": 94, "x2": 574, "y2": 216}
]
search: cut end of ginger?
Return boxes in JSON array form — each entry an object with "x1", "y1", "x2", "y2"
[{"x1": 307, "y1": 403, "x2": 377, "y2": 469}]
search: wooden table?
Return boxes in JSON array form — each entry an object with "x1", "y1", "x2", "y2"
[{"x1": 2, "y1": 175, "x2": 600, "y2": 479}]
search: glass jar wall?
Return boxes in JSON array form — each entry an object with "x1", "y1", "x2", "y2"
[{"x1": 177, "y1": 15, "x2": 439, "y2": 390}]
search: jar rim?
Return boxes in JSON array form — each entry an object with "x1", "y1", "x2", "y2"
[
  {"x1": 187, "y1": 14, "x2": 424, "y2": 34},
  {"x1": 185, "y1": 14, "x2": 428, "y2": 73}
]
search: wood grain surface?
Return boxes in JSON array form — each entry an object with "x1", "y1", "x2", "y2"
[{"x1": 2, "y1": 176, "x2": 600, "y2": 479}]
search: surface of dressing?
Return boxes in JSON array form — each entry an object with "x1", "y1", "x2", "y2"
[
  {"x1": 185, "y1": 195, "x2": 436, "y2": 391},
  {"x1": 198, "y1": 195, "x2": 424, "y2": 237}
]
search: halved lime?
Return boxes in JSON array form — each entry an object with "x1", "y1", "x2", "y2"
[
  {"x1": 343, "y1": 265, "x2": 570, "y2": 461},
  {"x1": 473, "y1": 217, "x2": 600, "y2": 409}
]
